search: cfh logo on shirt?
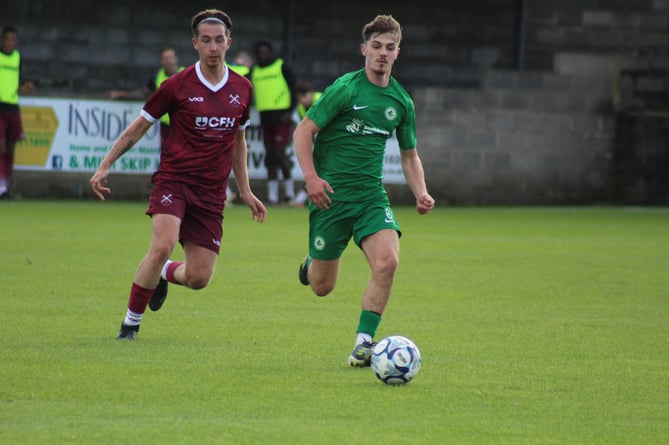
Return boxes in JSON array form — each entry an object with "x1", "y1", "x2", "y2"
[{"x1": 195, "y1": 116, "x2": 237, "y2": 128}]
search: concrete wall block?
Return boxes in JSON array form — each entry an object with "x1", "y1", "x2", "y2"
[
  {"x1": 533, "y1": 90, "x2": 598, "y2": 113},
  {"x1": 471, "y1": 46, "x2": 500, "y2": 67},
  {"x1": 482, "y1": 151, "x2": 512, "y2": 170},
  {"x1": 467, "y1": 130, "x2": 497, "y2": 149},
  {"x1": 582, "y1": 10, "x2": 617, "y2": 27},
  {"x1": 486, "y1": 110, "x2": 515, "y2": 132},
  {"x1": 421, "y1": 127, "x2": 456, "y2": 148},
  {"x1": 411, "y1": 88, "x2": 445, "y2": 113},
  {"x1": 452, "y1": 150, "x2": 484, "y2": 171},
  {"x1": 546, "y1": 113, "x2": 576, "y2": 134},
  {"x1": 630, "y1": 13, "x2": 669, "y2": 31},
  {"x1": 554, "y1": 52, "x2": 625, "y2": 78},
  {"x1": 515, "y1": 71, "x2": 548, "y2": 90},
  {"x1": 498, "y1": 90, "x2": 532, "y2": 110},
  {"x1": 538, "y1": 73, "x2": 574, "y2": 90},
  {"x1": 452, "y1": 110, "x2": 487, "y2": 128},
  {"x1": 654, "y1": 0, "x2": 669, "y2": 11},
  {"x1": 511, "y1": 110, "x2": 548, "y2": 130},
  {"x1": 484, "y1": 70, "x2": 517, "y2": 89}
]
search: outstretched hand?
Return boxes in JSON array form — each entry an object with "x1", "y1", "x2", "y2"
[
  {"x1": 240, "y1": 193, "x2": 267, "y2": 222},
  {"x1": 90, "y1": 168, "x2": 111, "y2": 201}
]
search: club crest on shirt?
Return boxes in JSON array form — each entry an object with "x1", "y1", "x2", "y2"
[
  {"x1": 385, "y1": 106, "x2": 398, "y2": 121},
  {"x1": 161, "y1": 194, "x2": 174, "y2": 206},
  {"x1": 229, "y1": 94, "x2": 241, "y2": 105}
]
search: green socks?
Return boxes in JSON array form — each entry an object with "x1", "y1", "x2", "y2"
[{"x1": 356, "y1": 310, "x2": 381, "y2": 338}]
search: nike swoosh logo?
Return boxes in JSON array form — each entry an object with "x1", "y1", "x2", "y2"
[{"x1": 353, "y1": 105, "x2": 368, "y2": 110}]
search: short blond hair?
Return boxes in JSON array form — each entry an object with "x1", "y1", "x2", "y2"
[{"x1": 362, "y1": 15, "x2": 402, "y2": 44}]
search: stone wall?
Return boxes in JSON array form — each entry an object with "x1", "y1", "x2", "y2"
[{"x1": 412, "y1": 71, "x2": 615, "y2": 205}]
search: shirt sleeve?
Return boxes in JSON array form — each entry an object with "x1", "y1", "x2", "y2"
[
  {"x1": 306, "y1": 79, "x2": 348, "y2": 130},
  {"x1": 396, "y1": 97, "x2": 417, "y2": 150},
  {"x1": 142, "y1": 77, "x2": 174, "y2": 122}
]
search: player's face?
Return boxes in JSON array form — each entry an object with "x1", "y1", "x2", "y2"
[
  {"x1": 193, "y1": 23, "x2": 231, "y2": 69},
  {"x1": 361, "y1": 32, "x2": 400, "y2": 76}
]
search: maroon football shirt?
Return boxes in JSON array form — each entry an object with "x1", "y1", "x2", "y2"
[{"x1": 141, "y1": 62, "x2": 252, "y2": 192}]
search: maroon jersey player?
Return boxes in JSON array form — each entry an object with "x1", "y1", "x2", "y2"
[{"x1": 90, "y1": 9, "x2": 267, "y2": 340}]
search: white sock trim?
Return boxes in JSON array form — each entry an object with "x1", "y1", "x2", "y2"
[
  {"x1": 161, "y1": 260, "x2": 173, "y2": 280},
  {"x1": 124, "y1": 309, "x2": 143, "y2": 326},
  {"x1": 356, "y1": 333, "x2": 373, "y2": 346}
]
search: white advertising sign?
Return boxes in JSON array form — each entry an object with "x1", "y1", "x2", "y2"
[{"x1": 16, "y1": 97, "x2": 405, "y2": 184}]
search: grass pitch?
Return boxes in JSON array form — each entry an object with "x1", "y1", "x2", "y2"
[{"x1": 1, "y1": 202, "x2": 668, "y2": 444}]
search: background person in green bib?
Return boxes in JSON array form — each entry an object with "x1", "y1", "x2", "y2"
[
  {"x1": 251, "y1": 40, "x2": 297, "y2": 205},
  {"x1": 0, "y1": 26, "x2": 35, "y2": 199},
  {"x1": 294, "y1": 14, "x2": 435, "y2": 367},
  {"x1": 149, "y1": 47, "x2": 185, "y2": 150},
  {"x1": 292, "y1": 80, "x2": 322, "y2": 207},
  {"x1": 106, "y1": 47, "x2": 184, "y2": 151}
]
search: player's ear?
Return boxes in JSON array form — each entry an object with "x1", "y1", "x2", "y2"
[{"x1": 360, "y1": 43, "x2": 366, "y2": 56}]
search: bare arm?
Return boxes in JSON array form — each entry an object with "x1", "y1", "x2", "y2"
[
  {"x1": 400, "y1": 148, "x2": 435, "y2": 214},
  {"x1": 293, "y1": 117, "x2": 333, "y2": 209},
  {"x1": 232, "y1": 129, "x2": 267, "y2": 222},
  {"x1": 89, "y1": 116, "x2": 153, "y2": 200}
]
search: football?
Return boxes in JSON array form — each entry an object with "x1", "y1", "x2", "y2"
[{"x1": 371, "y1": 335, "x2": 421, "y2": 385}]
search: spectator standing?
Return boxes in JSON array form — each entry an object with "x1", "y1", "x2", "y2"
[
  {"x1": 228, "y1": 49, "x2": 253, "y2": 77},
  {"x1": 0, "y1": 26, "x2": 35, "y2": 199},
  {"x1": 292, "y1": 80, "x2": 323, "y2": 206},
  {"x1": 251, "y1": 40, "x2": 297, "y2": 205},
  {"x1": 295, "y1": 80, "x2": 322, "y2": 120}
]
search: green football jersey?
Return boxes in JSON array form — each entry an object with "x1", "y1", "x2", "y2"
[{"x1": 306, "y1": 69, "x2": 416, "y2": 202}]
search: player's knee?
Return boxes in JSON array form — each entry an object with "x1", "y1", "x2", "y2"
[
  {"x1": 372, "y1": 253, "x2": 399, "y2": 279},
  {"x1": 310, "y1": 275, "x2": 336, "y2": 297},
  {"x1": 150, "y1": 243, "x2": 175, "y2": 266},
  {"x1": 312, "y1": 282, "x2": 334, "y2": 297},
  {"x1": 183, "y1": 269, "x2": 212, "y2": 290},
  {"x1": 186, "y1": 275, "x2": 211, "y2": 290}
]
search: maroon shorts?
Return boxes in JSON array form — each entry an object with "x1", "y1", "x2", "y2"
[
  {"x1": 0, "y1": 111, "x2": 24, "y2": 144},
  {"x1": 146, "y1": 180, "x2": 224, "y2": 254},
  {"x1": 262, "y1": 122, "x2": 293, "y2": 147}
]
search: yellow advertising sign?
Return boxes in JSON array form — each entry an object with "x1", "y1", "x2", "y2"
[{"x1": 15, "y1": 106, "x2": 59, "y2": 166}]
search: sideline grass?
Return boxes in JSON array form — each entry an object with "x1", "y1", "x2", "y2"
[{"x1": 1, "y1": 202, "x2": 668, "y2": 444}]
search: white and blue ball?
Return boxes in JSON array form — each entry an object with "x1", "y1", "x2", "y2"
[{"x1": 371, "y1": 335, "x2": 421, "y2": 385}]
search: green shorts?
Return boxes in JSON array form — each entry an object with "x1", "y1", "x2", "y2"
[{"x1": 307, "y1": 198, "x2": 402, "y2": 260}]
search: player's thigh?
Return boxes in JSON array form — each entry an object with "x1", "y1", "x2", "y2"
[
  {"x1": 310, "y1": 257, "x2": 341, "y2": 289},
  {"x1": 355, "y1": 202, "x2": 401, "y2": 268},
  {"x1": 353, "y1": 201, "x2": 401, "y2": 249},
  {"x1": 360, "y1": 229, "x2": 400, "y2": 266},
  {"x1": 308, "y1": 203, "x2": 355, "y2": 260},
  {"x1": 148, "y1": 213, "x2": 181, "y2": 256}
]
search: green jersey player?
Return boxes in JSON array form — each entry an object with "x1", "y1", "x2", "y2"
[{"x1": 294, "y1": 14, "x2": 435, "y2": 367}]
